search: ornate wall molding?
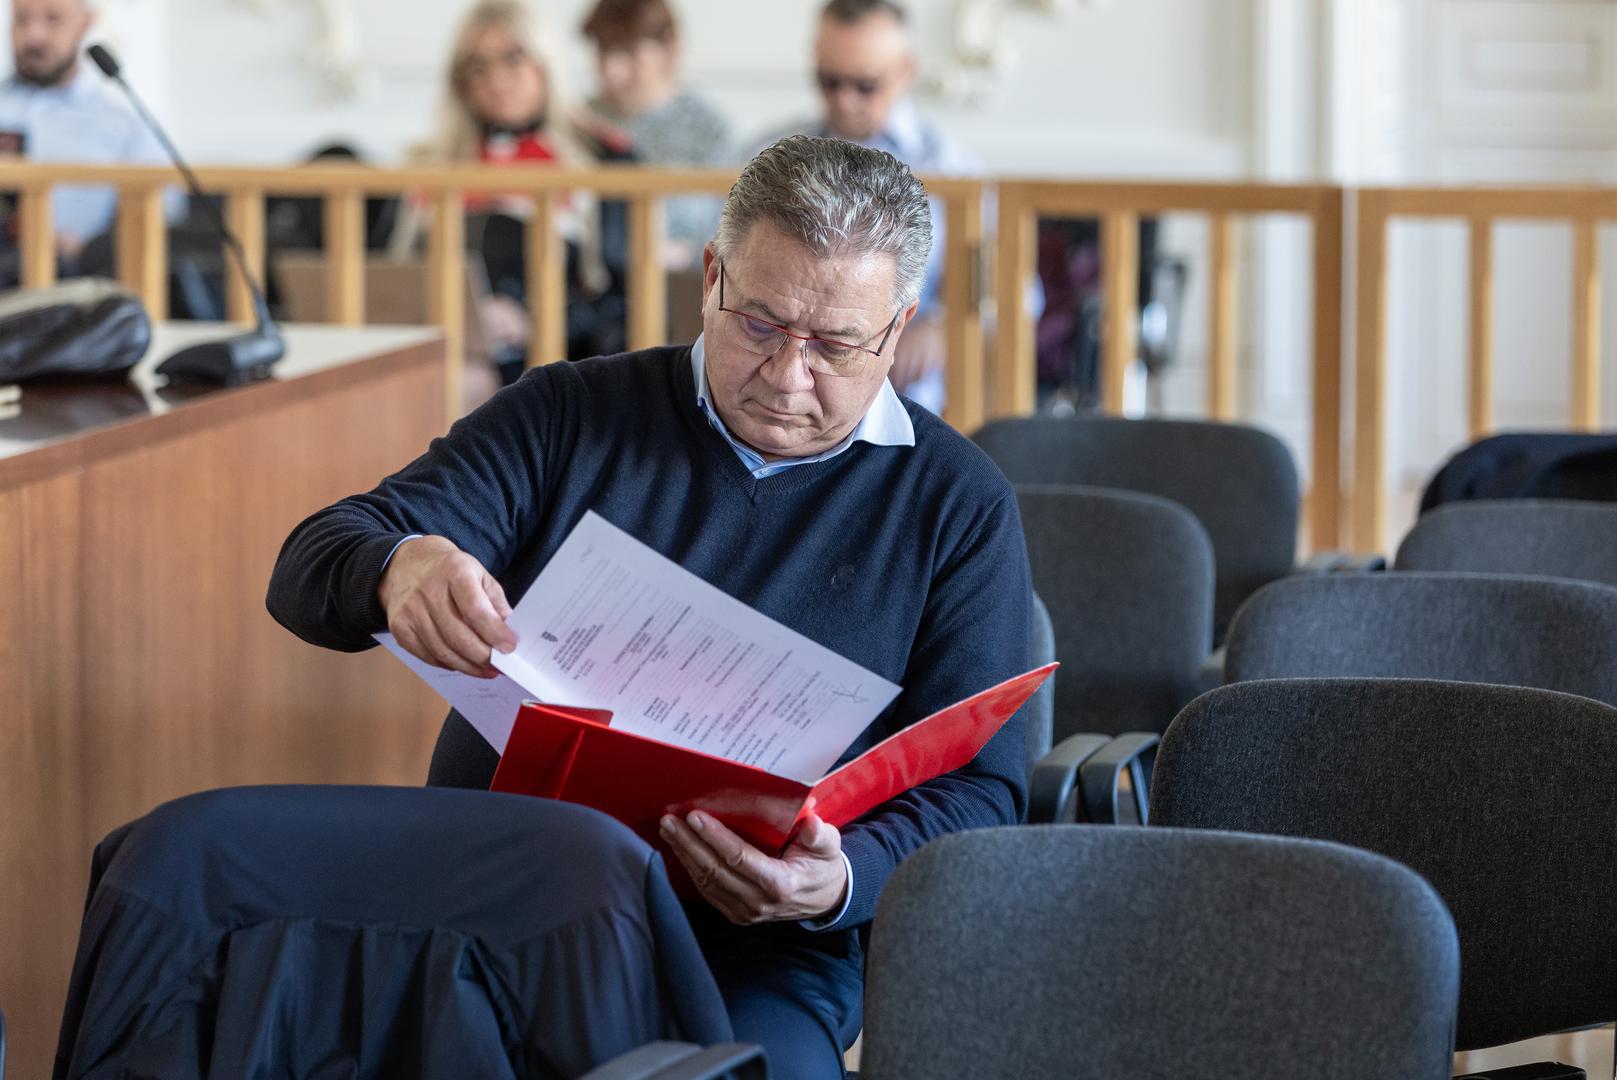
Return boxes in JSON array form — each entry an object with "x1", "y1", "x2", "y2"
[{"x1": 925, "y1": 0, "x2": 1115, "y2": 105}]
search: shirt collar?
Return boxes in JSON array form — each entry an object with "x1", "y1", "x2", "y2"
[
  {"x1": 6, "y1": 63, "x2": 97, "y2": 101},
  {"x1": 690, "y1": 334, "x2": 914, "y2": 477}
]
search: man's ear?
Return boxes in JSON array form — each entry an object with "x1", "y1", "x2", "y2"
[
  {"x1": 896, "y1": 298, "x2": 920, "y2": 331},
  {"x1": 700, "y1": 243, "x2": 720, "y2": 307}
]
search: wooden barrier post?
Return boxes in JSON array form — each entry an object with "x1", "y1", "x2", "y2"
[
  {"x1": 1351, "y1": 191, "x2": 1390, "y2": 555},
  {"x1": 1572, "y1": 217, "x2": 1601, "y2": 431},
  {"x1": 1466, "y1": 216, "x2": 1494, "y2": 439},
  {"x1": 526, "y1": 194, "x2": 567, "y2": 367},
  {"x1": 225, "y1": 188, "x2": 266, "y2": 326},
  {"x1": 991, "y1": 186, "x2": 1036, "y2": 417},
  {"x1": 1207, "y1": 211, "x2": 1239, "y2": 421},
  {"x1": 1310, "y1": 190, "x2": 1345, "y2": 552},
  {"x1": 117, "y1": 185, "x2": 168, "y2": 318},
  {"x1": 942, "y1": 184, "x2": 986, "y2": 433},
  {"x1": 1099, "y1": 210, "x2": 1140, "y2": 414},
  {"x1": 18, "y1": 185, "x2": 55, "y2": 289},
  {"x1": 426, "y1": 189, "x2": 465, "y2": 422},
  {"x1": 324, "y1": 189, "x2": 365, "y2": 326},
  {"x1": 627, "y1": 195, "x2": 667, "y2": 352}
]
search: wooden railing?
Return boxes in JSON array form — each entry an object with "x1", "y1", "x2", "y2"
[
  {"x1": 1353, "y1": 187, "x2": 1611, "y2": 552},
  {"x1": 993, "y1": 181, "x2": 1346, "y2": 549},
  {"x1": 10, "y1": 162, "x2": 1617, "y2": 556}
]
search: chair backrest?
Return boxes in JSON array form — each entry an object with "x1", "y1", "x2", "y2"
[
  {"x1": 1016, "y1": 484, "x2": 1214, "y2": 737},
  {"x1": 974, "y1": 415, "x2": 1296, "y2": 638},
  {"x1": 1395, "y1": 500, "x2": 1617, "y2": 590},
  {"x1": 1151, "y1": 678, "x2": 1617, "y2": 1051},
  {"x1": 1223, "y1": 571, "x2": 1617, "y2": 708},
  {"x1": 1024, "y1": 591, "x2": 1057, "y2": 767},
  {"x1": 861, "y1": 825, "x2": 1458, "y2": 1080}
]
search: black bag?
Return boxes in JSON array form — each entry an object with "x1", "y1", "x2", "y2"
[{"x1": 0, "y1": 278, "x2": 151, "y2": 381}]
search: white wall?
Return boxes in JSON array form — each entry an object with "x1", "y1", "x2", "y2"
[{"x1": 64, "y1": 0, "x2": 1255, "y2": 175}]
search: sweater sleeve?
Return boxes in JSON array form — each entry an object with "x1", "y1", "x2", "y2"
[
  {"x1": 828, "y1": 490, "x2": 1033, "y2": 930},
  {"x1": 265, "y1": 371, "x2": 559, "y2": 652}
]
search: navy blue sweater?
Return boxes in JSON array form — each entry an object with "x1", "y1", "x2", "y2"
[{"x1": 267, "y1": 345, "x2": 1032, "y2": 930}]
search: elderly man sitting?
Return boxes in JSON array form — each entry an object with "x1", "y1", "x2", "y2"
[{"x1": 268, "y1": 135, "x2": 1032, "y2": 1080}]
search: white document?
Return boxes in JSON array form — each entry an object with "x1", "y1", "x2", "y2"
[
  {"x1": 491, "y1": 511, "x2": 901, "y2": 784},
  {"x1": 375, "y1": 632, "x2": 531, "y2": 753}
]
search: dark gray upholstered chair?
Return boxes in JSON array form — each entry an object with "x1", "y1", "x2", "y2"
[
  {"x1": 860, "y1": 825, "x2": 1460, "y2": 1080},
  {"x1": 1222, "y1": 572, "x2": 1617, "y2": 709},
  {"x1": 1151, "y1": 678, "x2": 1617, "y2": 1060},
  {"x1": 1024, "y1": 591, "x2": 1057, "y2": 770},
  {"x1": 1395, "y1": 500, "x2": 1617, "y2": 590},
  {"x1": 973, "y1": 415, "x2": 1300, "y2": 639},
  {"x1": 1017, "y1": 484, "x2": 1214, "y2": 739}
]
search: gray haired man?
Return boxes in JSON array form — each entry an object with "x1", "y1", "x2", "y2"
[{"x1": 269, "y1": 135, "x2": 1032, "y2": 1079}]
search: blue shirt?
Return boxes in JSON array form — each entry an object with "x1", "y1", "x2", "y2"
[{"x1": 0, "y1": 65, "x2": 180, "y2": 243}]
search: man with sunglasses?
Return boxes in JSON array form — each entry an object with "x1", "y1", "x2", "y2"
[
  {"x1": 269, "y1": 135, "x2": 1031, "y2": 1080},
  {"x1": 754, "y1": 0, "x2": 977, "y2": 417}
]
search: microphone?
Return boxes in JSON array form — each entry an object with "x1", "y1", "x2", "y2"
[{"x1": 88, "y1": 44, "x2": 284, "y2": 384}]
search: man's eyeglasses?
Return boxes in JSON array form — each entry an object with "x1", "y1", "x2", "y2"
[
  {"x1": 716, "y1": 263, "x2": 899, "y2": 378},
  {"x1": 816, "y1": 71, "x2": 883, "y2": 97},
  {"x1": 457, "y1": 45, "x2": 529, "y2": 83}
]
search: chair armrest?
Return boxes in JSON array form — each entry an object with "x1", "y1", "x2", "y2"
[
  {"x1": 1454, "y1": 1064, "x2": 1585, "y2": 1080},
  {"x1": 1297, "y1": 551, "x2": 1388, "y2": 573},
  {"x1": 1079, "y1": 733, "x2": 1160, "y2": 825},
  {"x1": 1027, "y1": 734, "x2": 1111, "y2": 824},
  {"x1": 580, "y1": 1042, "x2": 768, "y2": 1080}
]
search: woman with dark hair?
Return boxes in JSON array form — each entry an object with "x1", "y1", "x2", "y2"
[{"x1": 580, "y1": 0, "x2": 734, "y2": 269}]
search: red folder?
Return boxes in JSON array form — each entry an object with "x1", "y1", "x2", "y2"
[{"x1": 489, "y1": 664, "x2": 1057, "y2": 861}]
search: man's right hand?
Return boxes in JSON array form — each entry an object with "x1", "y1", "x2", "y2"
[{"x1": 379, "y1": 536, "x2": 517, "y2": 678}]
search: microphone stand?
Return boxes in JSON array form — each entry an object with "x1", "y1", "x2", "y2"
[{"x1": 88, "y1": 44, "x2": 284, "y2": 384}]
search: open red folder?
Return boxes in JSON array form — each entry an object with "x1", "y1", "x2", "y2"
[{"x1": 490, "y1": 663, "x2": 1057, "y2": 859}]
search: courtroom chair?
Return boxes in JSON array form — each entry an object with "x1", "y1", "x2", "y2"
[
  {"x1": 973, "y1": 415, "x2": 1304, "y2": 641},
  {"x1": 1222, "y1": 572, "x2": 1617, "y2": 709},
  {"x1": 1016, "y1": 485, "x2": 1213, "y2": 740},
  {"x1": 1151, "y1": 678, "x2": 1617, "y2": 1074},
  {"x1": 859, "y1": 825, "x2": 1459, "y2": 1080},
  {"x1": 1395, "y1": 501, "x2": 1617, "y2": 591},
  {"x1": 1418, "y1": 432, "x2": 1617, "y2": 512},
  {"x1": 56, "y1": 786, "x2": 747, "y2": 1079}
]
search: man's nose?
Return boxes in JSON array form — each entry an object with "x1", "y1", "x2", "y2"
[{"x1": 759, "y1": 340, "x2": 818, "y2": 393}]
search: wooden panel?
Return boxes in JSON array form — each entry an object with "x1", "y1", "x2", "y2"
[
  {"x1": 78, "y1": 359, "x2": 447, "y2": 849},
  {"x1": 116, "y1": 186, "x2": 168, "y2": 318},
  {"x1": 1099, "y1": 211, "x2": 1140, "y2": 414},
  {"x1": 1207, "y1": 212, "x2": 1239, "y2": 421},
  {"x1": 225, "y1": 188, "x2": 267, "y2": 326},
  {"x1": 1571, "y1": 218, "x2": 1601, "y2": 431},
  {"x1": 942, "y1": 187, "x2": 986, "y2": 433},
  {"x1": 1310, "y1": 191, "x2": 1345, "y2": 553},
  {"x1": 18, "y1": 184, "x2": 55, "y2": 288},
  {"x1": 627, "y1": 196, "x2": 668, "y2": 352},
  {"x1": 1468, "y1": 216, "x2": 1495, "y2": 438},
  {"x1": 426, "y1": 190, "x2": 466, "y2": 421},
  {"x1": 324, "y1": 190, "x2": 366, "y2": 326},
  {"x1": 1352, "y1": 193, "x2": 1391, "y2": 555},
  {"x1": 0, "y1": 473, "x2": 85, "y2": 1080},
  {"x1": 991, "y1": 190, "x2": 1036, "y2": 417},
  {"x1": 526, "y1": 195, "x2": 568, "y2": 367}
]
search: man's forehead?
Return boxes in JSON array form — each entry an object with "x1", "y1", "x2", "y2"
[
  {"x1": 15, "y1": 0, "x2": 89, "y2": 16},
  {"x1": 815, "y1": 14, "x2": 910, "y2": 60},
  {"x1": 729, "y1": 233, "x2": 895, "y2": 334}
]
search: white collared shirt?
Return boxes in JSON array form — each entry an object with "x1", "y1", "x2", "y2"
[{"x1": 690, "y1": 333, "x2": 914, "y2": 480}]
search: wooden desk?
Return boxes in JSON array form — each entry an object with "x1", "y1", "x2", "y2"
[{"x1": 0, "y1": 324, "x2": 448, "y2": 1077}]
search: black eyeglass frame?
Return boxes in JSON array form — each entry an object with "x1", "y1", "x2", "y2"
[{"x1": 715, "y1": 262, "x2": 901, "y2": 376}]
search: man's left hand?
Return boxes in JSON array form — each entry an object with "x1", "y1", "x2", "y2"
[{"x1": 661, "y1": 810, "x2": 848, "y2": 925}]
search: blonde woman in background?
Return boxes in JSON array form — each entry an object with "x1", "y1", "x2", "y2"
[{"x1": 396, "y1": 0, "x2": 623, "y2": 397}]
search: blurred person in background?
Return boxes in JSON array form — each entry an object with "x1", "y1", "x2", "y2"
[
  {"x1": 0, "y1": 0, "x2": 182, "y2": 277},
  {"x1": 396, "y1": 0, "x2": 626, "y2": 388},
  {"x1": 754, "y1": 0, "x2": 978, "y2": 414},
  {"x1": 580, "y1": 0, "x2": 733, "y2": 271}
]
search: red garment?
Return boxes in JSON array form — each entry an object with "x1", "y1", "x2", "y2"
[{"x1": 465, "y1": 130, "x2": 557, "y2": 213}]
